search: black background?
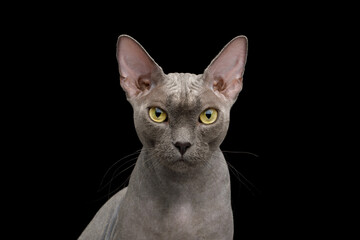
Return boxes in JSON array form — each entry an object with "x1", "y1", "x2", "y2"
[{"x1": 16, "y1": 3, "x2": 345, "y2": 240}]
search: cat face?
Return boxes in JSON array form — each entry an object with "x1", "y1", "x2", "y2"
[
  {"x1": 116, "y1": 35, "x2": 247, "y2": 171},
  {"x1": 131, "y1": 73, "x2": 232, "y2": 171}
]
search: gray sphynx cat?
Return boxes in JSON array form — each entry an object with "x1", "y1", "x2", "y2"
[{"x1": 79, "y1": 34, "x2": 248, "y2": 239}]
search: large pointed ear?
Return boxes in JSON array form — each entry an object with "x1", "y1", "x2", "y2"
[
  {"x1": 204, "y1": 36, "x2": 248, "y2": 102},
  {"x1": 116, "y1": 35, "x2": 163, "y2": 100}
]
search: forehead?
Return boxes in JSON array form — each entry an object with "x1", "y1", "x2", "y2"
[{"x1": 163, "y1": 73, "x2": 204, "y2": 108}]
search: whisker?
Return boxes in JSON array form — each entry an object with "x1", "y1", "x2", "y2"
[
  {"x1": 108, "y1": 162, "x2": 137, "y2": 199},
  {"x1": 97, "y1": 156, "x2": 138, "y2": 192},
  {"x1": 104, "y1": 157, "x2": 138, "y2": 190},
  {"x1": 93, "y1": 173, "x2": 132, "y2": 203},
  {"x1": 106, "y1": 172, "x2": 133, "y2": 200},
  {"x1": 98, "y1": 149, "x2": 141, "y2": 189},
  {"x1": 226, "y1": 161, "x2": 250, "y2": 190},
  {"x1": 222, "y1": 150, "x2": 259, "y2": 158},
  {"x1": 119, "y1": 174, "x2": 131, "y2": 190},
  {"x1": 226, "y1": 160, "x2": 260, "y2": 196}
]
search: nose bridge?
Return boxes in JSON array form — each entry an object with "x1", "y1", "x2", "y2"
[
  {"x1": 167, "y1": 85, "x2": 198, "y2": 144},
  {"x1": 172, "y1": 125, "x2": 193, "y2": 144}
]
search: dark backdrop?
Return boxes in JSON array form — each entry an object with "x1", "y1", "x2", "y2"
[{"x1": 27, "y1": 5, "x2": 333, "y2": 240}]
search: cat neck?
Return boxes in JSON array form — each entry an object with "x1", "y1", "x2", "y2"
[{"x1": 127, "y1": 148, "x2": 230, "y2": 201}]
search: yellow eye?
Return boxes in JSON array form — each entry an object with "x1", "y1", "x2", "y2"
[
  {"x1": 199, "y1": 108, "x2": 218, "y2": 124},
  {"x1": 149, "y1": 107, "x2": 167, "y2": 123}
]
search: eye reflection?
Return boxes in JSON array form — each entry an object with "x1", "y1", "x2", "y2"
[
  {"x1": 199, "y1": 108, "x2": 218, "y2": 124},
  {"x1": 149, "y1": 107, "x2": 167, "y2": 123}
]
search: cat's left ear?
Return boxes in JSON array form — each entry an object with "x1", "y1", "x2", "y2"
[{"x1": 204, "y1": 36, "x2": 248, "y2": 102}]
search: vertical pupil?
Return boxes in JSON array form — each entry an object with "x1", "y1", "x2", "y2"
[
  {"x1": 155, "y1": 108, "x2": 162, "y2": 118},
  {"x1": 205, "y1": 110, "x2": 212, "y2": 119}
]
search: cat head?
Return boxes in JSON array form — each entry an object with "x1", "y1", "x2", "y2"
[{"x1": 116, "y1": 35, "x2": 247, "y2": 172}]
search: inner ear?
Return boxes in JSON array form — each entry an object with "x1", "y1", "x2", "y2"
[
  {"x1": 116, "y1": 35, "x2": 163, "y2": 99},
  {"x1": 204, "y1": 36, "x2": 248, "y2": 102},
  {"x1": 213, "y1": 78, "x2": 226, "y2": 92},
  {"x1": 137, "y1": 77, "x2": 151, "y2": 91}
]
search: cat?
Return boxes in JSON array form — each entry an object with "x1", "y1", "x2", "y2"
[{"x1": 79, "y1": 34, "x2": 248, "y2": 240}]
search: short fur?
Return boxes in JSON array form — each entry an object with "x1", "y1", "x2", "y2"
[{"x1": 79, "y1": 34, "x2": 248, "y2": 240}]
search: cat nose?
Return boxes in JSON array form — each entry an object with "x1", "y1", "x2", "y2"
[{"x1": 174, "y1": 141, "x2": 191, "y2": 155}]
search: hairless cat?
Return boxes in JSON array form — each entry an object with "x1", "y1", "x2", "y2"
[{"x1": 79, "y1": 34, "x2": 248, "y2": 239}]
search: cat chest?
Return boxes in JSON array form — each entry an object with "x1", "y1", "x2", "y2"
[
  {"x1": 147, "y1": 202, "x2": 227, "y2": 239},
  {"x1": 165, "y1": 202, "x2": 194, "y2": 227},
  {"x1": 116, "y1": 198, "x2": 232, "y2": 239}
]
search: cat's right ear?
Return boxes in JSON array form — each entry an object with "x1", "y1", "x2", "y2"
[{"x1": 116, "y1": 35, "x2": 163, "y2": 100}]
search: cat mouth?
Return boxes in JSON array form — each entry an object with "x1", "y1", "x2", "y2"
[
  {"x1": 172, "y1": 155, "x2": 196, "y2": 167},
  {"x1": 170, "y1": 158, "x2": 191, "y2": 171},
  {"x1": 173, "y1": 156, "x2": 186, "y2": 163}
]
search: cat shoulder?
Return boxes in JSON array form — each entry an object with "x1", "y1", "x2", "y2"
[{"x1": 78, "y1": 187, "x2": 128, "y2": 239}]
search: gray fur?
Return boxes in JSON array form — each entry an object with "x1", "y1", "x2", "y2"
[{"x1": 79, "y1": 35, "x2": 248, "y2": 239}]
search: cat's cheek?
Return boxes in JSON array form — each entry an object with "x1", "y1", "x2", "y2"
[
  {"x1": 135, "y1": 116, "x2": 168, "y2": 148},
  {"x1": 199, "y1": 124, "x2": 223, "y2": 148}
]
